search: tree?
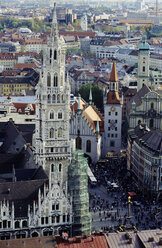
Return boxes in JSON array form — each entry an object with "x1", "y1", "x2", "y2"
[{"x1": 78, "y1": 83, "x2": 103, "y2": 112}]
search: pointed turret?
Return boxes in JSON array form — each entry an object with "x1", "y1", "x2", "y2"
[
  {"x1": 109, "y1": 61, "x2": 119, "y2": 82},
  {"x1": 89, "y1": 87, "x2": 92, "y2": 105},
  {"x1": 50, "y1": 2, "x2": 58, "y2": 39},
  {"x1": 77, "y1": 95, "x2": 81, "y2": 115}
]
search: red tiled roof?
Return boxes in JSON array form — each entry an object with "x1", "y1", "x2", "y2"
[
  {"x1": 0, "y1": 234, "x2": 109, "y2": 248},
  {"x1": 13, "y1": 103, "x2": 35, "y2": 114},
  {"x1": 59, "y1": 31, "x2": 96, "y2": 38},
  {"x1": 57, "y1": 234, "x2": 108, "y2": 248},
  {"x1": 13, "y1": 63, "x2": 38, "y2": 69}
]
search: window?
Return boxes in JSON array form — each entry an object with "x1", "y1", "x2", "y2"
[
  {"x1": 51, "y1": 147, "x2": 53, "y2": 152},
  {"x1": 149, "y1": 119, "x2": 154, "y2": 129},
  {"x1": 115, "y1": 112, "x2": 118, "y2": 116},
  {"x1": 58, "y1": 128, "x2": 62, "y2": 138},
  {"x1": 54, "y1": 50, "x2": 57, "y2": 60},
  {"x1": 63, "y1": 215, "x2": 66, "y2": 222},
  {"x1": 15, "y1": 221, "x2": 20, "y2": 229},
  {"x1": 62, "y1": 94, "x2": 65, "y2": 103},
  {"x1": 109, "y1": 112, "x2": 111, "y2": 115},
  {"x1": 108, "y1": 127, "x2": 110, "y2": 131},
  {"x1": 76, "y1": 137, "x2": 82, "y2": 149},
  {"x1": 143, "y1": 66, "x2": 145, "y2": 72},
  {"x1": 58, "y1": 112, "x2": 62, "y2": 119},
  {"x1": 108, "y1": 133, "x2": 110, "y2": 137},
  {"x1": 50, "y1": 128, "x2": 54, "y2": 138},
  {"x1": 47, "y1": 73, "x2": 51, "y2": 87},
  {"x1": 115, "y1": 134, "x2": 118, "y2": 138},
  {"x1": 50, "y1": 49, "x2": 52, "y2": 64},
  {"x1": 115, "y1": 127, "x2": 117, "y2": 131},
  {"x1": 41, "y1": 217, "x2": 44, "y2": 225},
  {"x1": 111, "y1": 134, "x2": 114, "y2": 137},
  {"x1": 151, "y1": 102, "x2": 154, "y2": 109},
  {"x1": 59, "y1": 163, "x2": 62, "y2": 172},
  {"x1": 108, "y1": 120, "x2": 111, "y2": 123},
  {"x1": 110, "y1": 140, "x2": 115, "y2": 147},
  {"x1": 56, "y1": 204, "x2": 59, "y2": 210},
  {"x1": 115, "y1": 120, "x2": 117, "y2": 123},
  {"x1": 54, "y1": 73, "x2": 58, "y2": 87},
  {"x1": 86, "y1": 140, "x2": 91, "y2": 153},
  {"x1": 57, "y1": 94, "x2": 60, "y2": 103},
  {"x1": 56, "y1": 215, "x2": 60, "y2": 223},
  {"x1": 52, "y1": 94, "x2": 56, "y2": 103},
  {"x1": 48, "y1": 94, "x2": 51, "y2": 104},
  {"x1": 50, "y1": 111, "x2": 54, "y2": 119},
  {"x1": 51, "y1": 164, "x2": 54, "y2": 172}
]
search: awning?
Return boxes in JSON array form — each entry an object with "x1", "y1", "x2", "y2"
[{"x1": 128, "y1": 192, "x2": 136, "y2": 196}]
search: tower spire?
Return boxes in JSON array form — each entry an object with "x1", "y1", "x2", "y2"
[
  {"x1": 109, "y1": 61, "x2": 119, "y2": 82},
  {"x1": 51, "y1": 2, "x2": 58, "y2": 39},
  {"x1": 89, "y1": 87, "x2": 92, "y2": 105}
]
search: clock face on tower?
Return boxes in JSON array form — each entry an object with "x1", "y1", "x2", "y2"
[{"x1": 111, "y1": 106, "x2": 116, "y2": 112}]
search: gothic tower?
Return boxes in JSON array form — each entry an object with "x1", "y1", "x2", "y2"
[
  {"x1": 103, "y1": 62, "x2": 122, "y2": 156},
  {"x1": 137, "y1": 35, "x2": 150, "y2": 91},
  {"x1": 34, "y1": 3, "x2": 71, "y2": 191}
]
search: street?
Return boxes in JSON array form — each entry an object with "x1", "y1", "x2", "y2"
[{"x1": 88, "y1": 158, "x2": 162, "y2": 233}]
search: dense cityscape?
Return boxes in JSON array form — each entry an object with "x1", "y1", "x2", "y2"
[{"x1": 0, "y1": 0, "x2": 161, "y2": 247}]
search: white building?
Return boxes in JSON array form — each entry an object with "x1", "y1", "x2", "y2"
[{"x1": 70, "y1": 94, "x2": 103, "y2": 164}]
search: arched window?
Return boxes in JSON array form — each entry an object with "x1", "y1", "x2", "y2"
[
  {"x1": 76, "y1": 137, "x2": 82, "y2": 149},
  {"x1": 52, "y1": 94, "x2": 56, "y2": 103},
  {"x1": 86, "y1": 140, "x2": 91, "y2": 153},
  {"x1": 50, "y1": 111, "x2": 54, "y2": 119},
  {"x1": 15, "y1": 221, "x2": 20, "y2": 229},
  {"x1": 51, "y1": 164, "x2": 54, "y2": 172},
  {"x1": 151, "y1": 102, "x2": 154, "y2": 109},
  {"x1": 57, "y1": 94, "x2": 60, "y2": 103},
  {"x1": 54, "y1": 50, "x2": 57, "y2": 60},
  {"x1": 47, "y1": 73, "x2": 51, "y2": 87},
  {"x1": 60, "y1": 73, "x2": 63, "y2": 86},
  {"x1": 54, "y1": 73, "x2": 58, "y2": 87},
  {"x1": 58, "y1": 112, "x2": 62, "y2": 119},
  {"x1": 47, "y1": 94, "x2": 51, "y2": 104},
  {"x1": 22, "y1": 220, "x2": 27, "y2": 228},
  {"x1": 150, "y1": 119, "x2": 154, "y2": 129},
  {"x1": 50, "y1": 49, "x2": 52, "y2": 64},
  {"x1": 58, "y1": 128, "x2": 62, "y2": 138},
  {"x1": 62, "y1": 94, "x2": 65, "y2": 103},
  {"x1": 59, "y1": 163, "x2": 62, "y2": 172},
  {"x1": 50, "y1": 128, "x2": 54, "y2": 138}
]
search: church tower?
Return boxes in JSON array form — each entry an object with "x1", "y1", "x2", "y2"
[
  {"x1": 137, "y1": 35, "x2": 150, "y2": 91},
  {"x1": 34, "y1": 3, "x2": 71, "y2": 190},
  {"x1": 103, "y1": 62, "x2": 122, "y2": 156}
]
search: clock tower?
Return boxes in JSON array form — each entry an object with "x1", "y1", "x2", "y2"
[{"x1": 103, "y1": 62, "x2": 122, "y2": 156}]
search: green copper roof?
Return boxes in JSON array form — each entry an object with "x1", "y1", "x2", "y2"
[
  {"x1": 89, "y1": 87, "x2": 92, "y2": 105},
  {"x1": 138, "y1": 34, "x2": 150, "y2": 51}
]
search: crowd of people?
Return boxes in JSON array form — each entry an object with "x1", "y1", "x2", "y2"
[{"x1": 89, "y1": 157, "x2": 162, "y2": 232}]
